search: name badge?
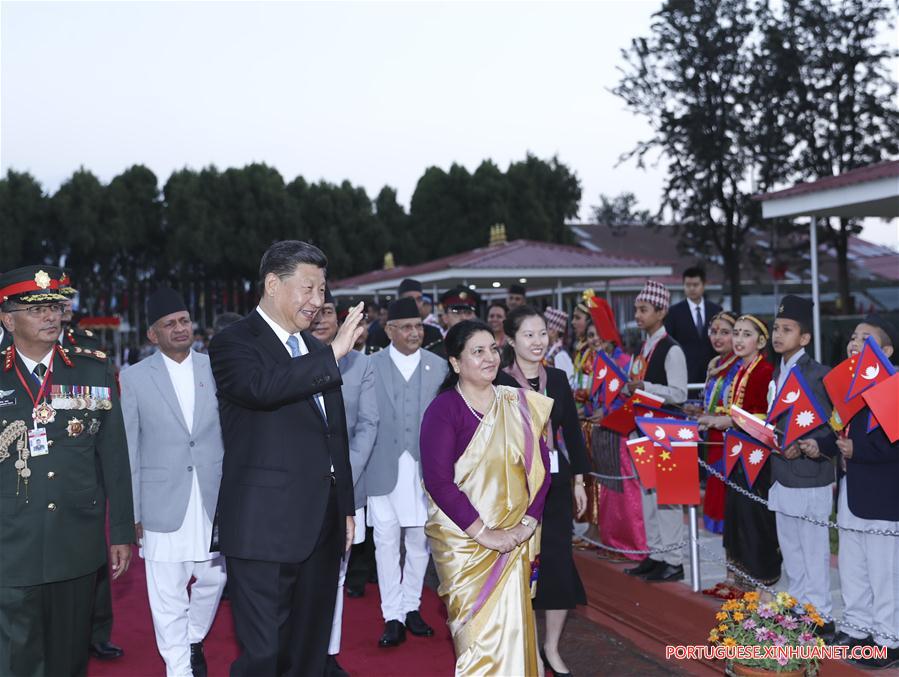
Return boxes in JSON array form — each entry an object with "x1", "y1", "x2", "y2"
[
  {"x1": 28, "y1": 427, "x2": 49, "y2": 457},
  {"x1": 549, "y1": 450, "x2": 560, "y2": 474}
]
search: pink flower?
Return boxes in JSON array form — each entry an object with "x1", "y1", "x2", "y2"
[
  {"x1": 742, "y1": 619, "x2": 757, "y2": 630},
  {"x1": 758, "y1": 604, "x2": 775, "y2": 618},
  {"x1": 779, "y1": 616, "x2": 799, "y2": 630},
  {"x1": 798, "y1": 632, "x2": 815, "y2": 645},
  {"x1": 775, "y1": 614, "x2": 785, "y2": 623},
  {"x1": 773, "y1": 633, "x2": 788, "y2": 647},
  {"x1": 755, "y1": 627, "x2": 771, "y2": 642},
  {"x1": 778, "y1": 655, "x2": 790, "y2": 666}
]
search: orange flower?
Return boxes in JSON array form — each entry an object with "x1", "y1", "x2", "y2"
[
  {"x1": 733, "y1": 612, "x2": 745, "y2": 622},
  {"x1": 723, "y1": 637, "x2": 737, "y2": 647},
  {"x1": 718, "y1": 624, "x2": 728, "y2": 633},
  {"x1": 743, "y1": 591, "x2": 760, "y2": 603},
  {"x1": 716, "y1": 612, "x2": 728, "y2": 621}
]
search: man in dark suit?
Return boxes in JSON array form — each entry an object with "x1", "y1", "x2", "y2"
[
  {"x1": 663, "y1": 266, "x2": 722, "y2": 386},
  {"x1": 208, "y1": 240, "x2": 365, "y2": 677}
]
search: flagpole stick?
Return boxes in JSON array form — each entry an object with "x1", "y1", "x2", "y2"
[{"x1": 688, "y1": 505, "x2": 701, "y2": 593}]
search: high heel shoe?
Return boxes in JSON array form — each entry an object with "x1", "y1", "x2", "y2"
[{"x1": 540, "y1": 647, "x2": 572, "y2": 677}]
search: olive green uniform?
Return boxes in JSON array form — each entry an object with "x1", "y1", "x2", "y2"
[{"x1": 0, "y1": 345, "x2": 134, "y2": 677}]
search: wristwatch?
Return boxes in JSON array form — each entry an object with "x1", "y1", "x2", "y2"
[{"x1": 520, "y1": 516, "x2": 535, "y2": 529}]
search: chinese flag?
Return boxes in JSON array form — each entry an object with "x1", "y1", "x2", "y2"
[
  {"x1": 766, "y1": 367, "x2": 827, "y2": 448},
  {"x1": 824, "y1": 353, "x2": 865, "y2": 429},
  {"x1": 862, "y1": 372, "x2": 899, "y2": 443},
  {"x1": 600, "y1": 389, "x2": 666, "y2": 436},
  {"x1": 625, "y1": 436, "x2": 657, "y2": 489},
  {"x1": 846, "y1": 336, "x2": 896, "y2": 401},
  {"x1": 656, "y1": 442, "x2": 700, "y2": 505},
  {"x1": 731, "y1": 404, "x2": 779, "y2": 450},
  {"x1": 635, "y1": 417, "x2": 700, "y2": 452}
]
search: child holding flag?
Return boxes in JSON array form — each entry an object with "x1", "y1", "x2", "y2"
[
  {"x1": 622, "y1": 280, "x2": 688, "y2": 583},
  {"x1": 766, "y1": 295, "x2": 836, "y2": 640},
  {"x1": 698, "y1": 315, "x2": 780, "y2": 593},
  {"x1": 827, "y1": 316, "x2": 899, "y2": 669}
]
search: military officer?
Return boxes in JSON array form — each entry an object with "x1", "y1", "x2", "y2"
[
  {"x1": 55, "y1": 269, "x2": 124, "y2": 661},
  {"x1": 57, "y1": 270, "x2": 102, "y2": 351},
  {"x1": 438, "y1": 285, "x2": 481, "y2": 329},
  {"x1": 0, "y1": 265, "x2": 134, "y2": 677}
]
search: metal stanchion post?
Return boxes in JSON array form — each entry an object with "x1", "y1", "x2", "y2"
[{"x1": 688, "y1": 505, "x2": 701, "y2": 593}]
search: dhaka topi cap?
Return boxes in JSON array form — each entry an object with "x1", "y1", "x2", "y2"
[
  {"x1": 147, "y1": 286, "x2": 188, "y2": 326},
  {"x1": 387, "y1": 297, "x2": 420, "y2": 321},
  {"x1": 508, "y1": 283, "x2": 526, "y2": 296},
  {"x1": 0, "y1": 265, "x2": 67, "y2": 305},
  {"x1": 776, "y1": 294, "x2": 813, "y2": 331},
  {"x1": 543, "y1": 307, "x2": 568, "y2": 335},
  {"x1": 398, "y1": 278, "x2": 423, "y2": 296},
  {"x1": 635, "y1": 280, "x2": 671, "y2": 311}
]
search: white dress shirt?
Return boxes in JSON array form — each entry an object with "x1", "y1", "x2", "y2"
[
  {"x1": 639, "y1": 326, "x2": 688, "y2": 404},
  {"x1": 17, "y1": 351, "x2": 53, "y2": 376},
  {"x1": 142, "y1": 350, "x2": 216, "y2": 562}
]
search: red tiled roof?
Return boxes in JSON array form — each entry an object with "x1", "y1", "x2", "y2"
[
  {"x1": 754, "y1": 160, "x2": 899, "y2": 202},
  {"x1": 332, "y1": 239, "x2": 660, "y2": 289}
]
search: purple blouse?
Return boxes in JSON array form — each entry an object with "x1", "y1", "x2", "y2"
[{"x1": 420, "y1": 388, "x2": 551, "y2": 531}]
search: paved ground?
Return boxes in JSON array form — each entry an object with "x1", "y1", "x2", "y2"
[{"x1": 536, "y1": 611, "x2": 688, "y2": 677}]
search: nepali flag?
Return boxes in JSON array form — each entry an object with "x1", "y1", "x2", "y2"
[
  {"x1": 730, "y1": 404, "x2": 779, "y2": 450},
  {"x1": 823, "y1": 352, "x2": 865, "y2": 430},
  {"x1": 846, "y1": 336, "x2": 896, "y2": 402},
  {"x1": 724, "y1": 429, "x2": 773, "y2": 488},
  {"x1": 862, "y1": 372, "x2": 899, "y2": 443},
  {"x1": 766, "y1": 367, "x2": 828, "y2": 449},
  {"x1": 635, "y1": 417, "x2": 699, "y2": 452},
  {"x1": 625, "y1": 436, "x2": 657, "y2": 489},
  {"x1": 600, "y1": 389, "x2": 666, "y2": 436},
  {"x1": 591, "y1": 350, "x2": 628, "y2": 412},
  {"x1": 656, "y1": 441, "x2": 701, "y2": 506}
]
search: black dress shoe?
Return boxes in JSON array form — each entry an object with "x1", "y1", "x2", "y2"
[
  {"x1": 346, "y1": 583, "x2": 365, "y2": 598},
  {"x1": 378, "y1": 620, "x2": 406, "y2": 648},
  {"x1": 624, "y1": 557, "x2": 661, "y2": 577},
  {"x1": 190, "y1": 642, "x2": 207, "y2": 677},
  {"x1": 851, "y1": 646, "x2": 899, "y2": 669},
  {"x1": 89, "y1": 641, "x2": 124, "y2": 660},
  {"x1": 813, "y1": 621, "x2": 836, "y2": 644},
  {"x1": 404, "y1": 610, "x2": 434, "y2": 637},
  {"x1": 644, "y1": 563, "x2": 684, "y2": 582},
  {"x1": 325, "y1": 654, "x2": 350, "y2": 677},
  {"x1": 540, "y1": 647, "x2": 572, "y2": 676},
  {"x1": 833, "y1": 631, "x2": 872, "y2": 647}
]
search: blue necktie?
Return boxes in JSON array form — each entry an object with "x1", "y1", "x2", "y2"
[{"x1": 287, "y1": 335, "x2": 327, "y2": 421}]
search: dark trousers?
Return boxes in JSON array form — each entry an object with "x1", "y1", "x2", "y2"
[
  {"x1": 228, "y1": 487, "x2": 341, "y2": 677},
  {"x1": 90, "y1": 562, "x2": 113, "y2": 643},
  {"x1": 0, "y1": 571, "x2": 96, "y2": 677}
]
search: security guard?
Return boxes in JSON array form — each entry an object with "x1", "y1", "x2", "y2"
[
  {"x1": 57, "y1": 270, "x2": 102, "y2": 351},
  {"x1": 0, "y1": 265, "x2": 134, "y2": 677}
]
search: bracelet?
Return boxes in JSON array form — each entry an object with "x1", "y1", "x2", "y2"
[{"x1": 474, "y1": 523, "x2": 487, "y2": 541}]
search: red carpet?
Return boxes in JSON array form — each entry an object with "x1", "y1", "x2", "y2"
[{"x1": 89, "y1": 547, "x2": 456, "y2": 676}]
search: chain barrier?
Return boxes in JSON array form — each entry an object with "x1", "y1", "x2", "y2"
[
  {"x1": 577, "y1": 534, "x2": 687, "y2": 556},
  {"x1": 589, "y1": 470, "x2": 637, "y2": 481},
  {"x1": 698, "y1": 458, "x2": 899, "y2": 537}
]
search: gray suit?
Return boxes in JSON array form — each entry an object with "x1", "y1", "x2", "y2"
[
  {"x1": 364, "y1": 348, "x2": 447, "y2": 497},
  {"x1": 339, "y1": 350, "x2": 379, "y2": 509},
  {"x1": 121, "y1": 350, "x2": 225, "y2": 532}
]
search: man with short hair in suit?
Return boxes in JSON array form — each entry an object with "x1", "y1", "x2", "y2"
[
  {"x1": 365, "y1": 297, "x2": 448, "y2": 648},
  {"x1": 209, "y1": 240, "x2": 365, "y2": 676},
  {"x1": 121, "y1": 287, "x2": 227, "y2": 677},
  {"x1": 664, "y1": 267, "x2": 723, "y2": 386},
  {"x1": 311, "y1": 288, "x2": 379, "y2": 677}
]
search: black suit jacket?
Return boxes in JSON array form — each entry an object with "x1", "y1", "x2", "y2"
[
  {"x1": 208, "y1": 310, "x2": 354, "y2": 563},
  {"x1": 664, "y1": 297, "x2": 723, "y2": 385}
]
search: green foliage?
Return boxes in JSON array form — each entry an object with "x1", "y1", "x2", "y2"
[{"x1": 0, "y1": 155, "x2": 580, "y2": 315}]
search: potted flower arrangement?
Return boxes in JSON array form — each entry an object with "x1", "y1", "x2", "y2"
[{"x1": 709, "y1": 591, "x2": 825, "y2": 676}]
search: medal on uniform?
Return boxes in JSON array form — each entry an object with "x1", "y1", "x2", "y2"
[
  {"x1": 33, "y1": 401, "x2": 56, "y2": 425},
  {"x1": 66, "y1": 417, "x2": 85, "y2": 438},
  {"x1": 88, "y1": 418, "x2": 101, "y2": 435}
]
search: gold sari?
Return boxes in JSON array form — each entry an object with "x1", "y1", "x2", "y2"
[{"x1": 426, "y1": 385, "x2": 552, "y2": 676}]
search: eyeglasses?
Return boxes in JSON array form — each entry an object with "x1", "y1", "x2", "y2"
[{"x1": 6, "y1": 304, "x2": 65, "y2": 317}]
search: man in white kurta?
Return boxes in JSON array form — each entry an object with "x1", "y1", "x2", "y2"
[
  {"x1": 364, "y1": 297, "x2": 448, "y2": 648},
  {"x1": 120, "y1": 288, "x2": 227, "y2": 677}
]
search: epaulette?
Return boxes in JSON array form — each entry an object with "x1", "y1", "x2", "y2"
[
  {"x1": 424, "y1": 338, "x2": 444, "y2": 350},
  {"x1": 66, "y1": 346, "x2": 108, "y2": 361}
]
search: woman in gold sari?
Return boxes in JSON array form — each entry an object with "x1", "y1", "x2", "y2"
[{"x1": 421, "y1": 320, "x2": 552, "y2": 676}]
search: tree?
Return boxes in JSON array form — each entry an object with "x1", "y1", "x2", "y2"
[
  {"x1": 0, "y1": 171, "x2": 49, "y2": 270},
  {"x1": 615, "y1": 0, "x2": 767, "y2": 312},
  {"x1": 777, "y1": 0, "x2": 899, "y2": 312},
  {"x1": 591, "y1": 192, "x2": 653, "y2": 234}
]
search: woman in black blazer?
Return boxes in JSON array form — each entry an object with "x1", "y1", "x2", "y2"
[{"x1": 496, "y1": 305, "x2": 589, "y2": 677}]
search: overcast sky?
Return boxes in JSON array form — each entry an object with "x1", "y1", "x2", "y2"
[{"x1": 2, "y1": 1, "x2": 896, "y2": 249}]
